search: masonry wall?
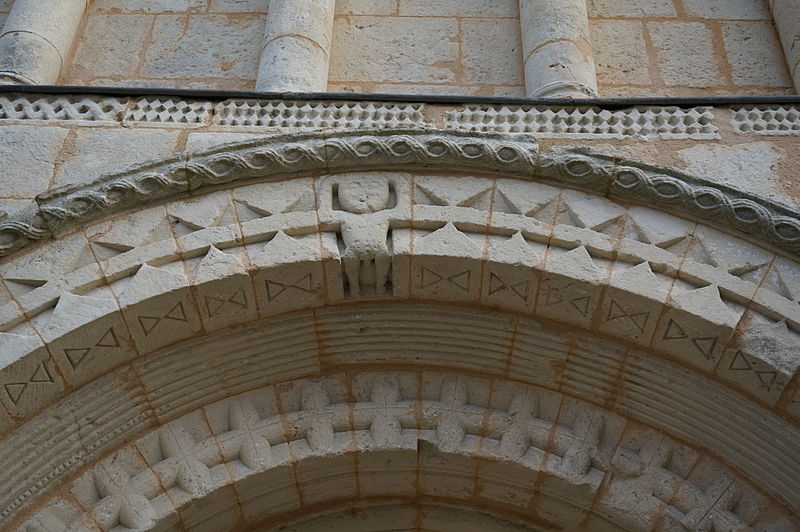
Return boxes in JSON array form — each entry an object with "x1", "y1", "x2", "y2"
[
  {"x1": 63, "y1": 0, "x2": 268, "y2": 90},
  {"x1": 0, "y1": 0, "x2": 13, "y2": 30},
  {"x1": 590, "y1": 0, "x2": 794, "y2": 97},
  {"x1": 49, "y1": 0, "x2": 795, "y2": 97}
]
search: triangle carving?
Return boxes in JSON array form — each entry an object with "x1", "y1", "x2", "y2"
[
  {"x1": 96, "y1": 327, "x2": 120, "y2": 348},
  {"x1": 64, "y1": 348, "x2": 91, "y2": 369},
  {"x1": 4, "y1": 383, "x2": 27, "y2": 405}
]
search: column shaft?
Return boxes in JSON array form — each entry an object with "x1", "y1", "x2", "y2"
[
  {"x1": 256, "y1": 0, "x2": 336, "y2": 92},
  {"x1": 0, "y1": 0, "x2": 88, "y2": 85},
  {"x1": 770, "y1": 0, "x2": 800, "y2": 92},
  {"x1": 519, "y1": 0, "x2": 598, "y2": 98}
]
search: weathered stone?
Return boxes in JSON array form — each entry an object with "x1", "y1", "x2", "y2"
[
  {"x1": 722, "y1": 21, "x2": 792, "y2": 87},
  {"x1": 53, "y1": 128, "x2": 179, "y2": 188},
  {"x1": 0, "y1": 125, "x2": 67, "y2": 197},
  {"x1": 587, "y1": 0, "x2": 676, "y2": 17},
  {"x1": 67, "y1": 15, "x2": 149, "y2": 80},
  {"x1": 648, "y1": 22, "x2": 722, "y2": 88},
  {"x1": 684, "y1": 0, "x2": 770, "y2": 20},
  {"x1": 330, "y1": 16, "x2": 459, "y2": 84},
  {"x1": 144, "y1": 15, "x2": 263, "y2": 79},
  {"x1": 591, "y1": 20, "x2": 651, "y2": 86}
]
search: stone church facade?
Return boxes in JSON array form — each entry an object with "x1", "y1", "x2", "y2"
[{"x1": 0, "y1": 0, "x2": 799, "y2": 530}]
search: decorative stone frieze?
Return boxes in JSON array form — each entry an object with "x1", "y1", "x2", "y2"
[
  {"x1": 0, "y1": 129, "x2": 796, "y2": 261},
  {"x1": 123, "y1": 98, "x2": 214, "y2": 126},
  {"x1": 0, "y1": 93, "x2": 733, "y2": 142},
  {"x1": 14, "y1": 372, "x2": 800, "y2": 531},
  {"x1": 0, "y1": 93, "x2": 125, "y2": 122},
  {"x1": 213, "y1": 99, "x2": 424, "y2": 129},
  {"x1": 446, "y1": 105, "x2": 719, "y2": 139},
  {"x1": 732, "y1": 105, "x2": 800, "y2": 134}
]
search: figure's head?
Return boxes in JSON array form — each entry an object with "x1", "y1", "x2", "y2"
[{"x1": 337, "y1": 174, "x2": 391, "y2": 214}]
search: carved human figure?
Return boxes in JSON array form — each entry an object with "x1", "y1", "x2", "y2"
[{"x1": 335, "y1": 174, "x2": 394, "y2": 297}]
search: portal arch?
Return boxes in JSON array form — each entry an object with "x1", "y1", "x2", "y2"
[{"x1": 0, "y1": 129, "x2": 798, "y2": 529}]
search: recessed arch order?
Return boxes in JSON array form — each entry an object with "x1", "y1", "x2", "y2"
[{"x1": 0, "y1": 128, "x2": 799, "y2": 531}]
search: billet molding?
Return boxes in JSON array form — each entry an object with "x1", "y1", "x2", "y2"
[
  {"x1": 0, "y1": 93, "x2": 723, "y2": 138},
  {"x1": 732, "y1": 105, "x2": 800, "y2": 135},
  {"x1": 0, "y1": 128, "x2": 798, "y2": 259},
  {"x1": 17, "y1": 372, "x2": 797, "y2": 531},
  {"x1": 446, "y1": 105, "x2": 719, "y2": 139}
]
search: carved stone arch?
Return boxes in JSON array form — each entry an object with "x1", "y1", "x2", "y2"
[
  {"x1": 0, "y1": 129, "x2": 799, "y2": 530},
  {"x1": 15, "y1": 372, "x2": 800, "y2": 531}
]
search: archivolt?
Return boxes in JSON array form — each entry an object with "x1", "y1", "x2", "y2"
[
  {"x1": 0, "y1": 128, "x2": 798, "y2": 257},
  {"x1": 0, "y1": 132, "x2": 799, "y2": 529},
  {"x1": 16, "y1": 371, "x2": 799, "y2": 531}
]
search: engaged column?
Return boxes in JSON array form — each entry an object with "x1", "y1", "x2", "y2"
[
  {"x1": 519, "y1": 0, "x2": 598, "y2": 98},
  {"x1": 256, "y1": 0, "x2": 336, "y2": 92},
  {"x1": 0, "y1": 0, "x2": 88, "y2": 85},
  {"x1": 770, "y1": 0, "x2": 800, "y2": 92}
]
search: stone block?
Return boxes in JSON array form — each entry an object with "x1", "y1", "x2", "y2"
[
  {"x1": 418, "y1": 440, "x2": 479, "y2": 498},
  {"x1": 67, "y1": 15, "x2": 149, "y2": 80},
  {"x1": 648, "y1": 22, "x2": 722, "y2": 88},
  {"x1": 192, "y1": 247, "x2": 258, "y2": 332},
  {"x1": 90, "y1": 0, "x2": 208, "y2": 12},
  {"x1": 717, "y1": 312, "x2": 799, "y2": 405},
  {"x1": 335, "y1": 0, "x2": 396, "y2": 15},
  {"x1": 409, "y1": 224, "x2": 484, "y2": 302},
  {"x1": 722, "y1": 22, "x2": 792, "y2": 87},
  {"x1": 482, "y1": 233, "x2": 544, "y2": 313},
  {"x1": 38, "y1": 293, "x2": 136, "y2": 387},
  {"x1": 249, "y1": 232, "x2": 334, "y2": 316},
  {"x1": 209, "y1": 0, "x2": 269, "y2": 13},
  {"x1": 357, "y1": 449, "x2": 418, "y2": 497},
  {"x1": 592, "y1": 20, "x2": 651, "y2": 86},
  {"x1": 143, "y1": 15, "x2": 263, "y2": 79},
  {"x1": 597, "y1": 261, "x2": 671, "y2": 346},
  {"x1": 679, "y1": 142, "x2": 783, "y2": 204},
  {"x1": 0, "y1": 331, "x2": 64, "y2": 418},
  {"x1": 682, "y1": 225, "x2": 773, "y2": 290},
  {"x1": 653, "y1": 284, "x2": 741, "y2": 370},
  {"x1": 330, "y1": 16, "x2": 459, "y2": 84},
  {"x1": 237, "y1": 463, "x2": 300, "y2": 523},
  {"x1": 536, "y1": 246, "x2": 610, "y2": 328},
  {"x1": 462, "y1": 17, "x2": 523, "y2": 85},
  {"x1": 0, "y1": 126, "x2": 68, "y2": 198},
  {"x1": 0, "y1": 232, "x2": 98, "y2": 301},
  {"x1": 622, "y1": 206, "x2": 694, "y2": 258},
  {"x1": 477, "y1": 460, "x2": 538, "y2": 509},
  {"x1": 398, "y1": 0, "x2": 517, "y2": 17},
  {"x1": 507, "y1": 318, "x2": 570, "y2": 387},
  {"x1": 53, "y1": 128, "x2": 179, "y2": 188},
  {"x1": 683, "y1": 0, "x2": 769, "y2": 20},
  {"x1": 116, "y1": 265, "x2": 203, "y2": 354},
  {"x1": 587, "y1": 0, "x2": 676, "y2": 17}
]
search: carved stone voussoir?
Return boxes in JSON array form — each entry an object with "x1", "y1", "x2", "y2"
[
  {"x1": 0, "y1": 128, "x2": 798, "y2": 264},
  {"x1": 537, "y1": 146, "x2": 800, "y2": 254}
]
